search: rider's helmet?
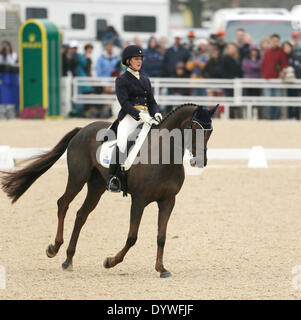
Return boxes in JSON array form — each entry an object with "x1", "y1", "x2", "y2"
[{"x1": 122, "y1": 45, "x2": 144, "y2": 66}]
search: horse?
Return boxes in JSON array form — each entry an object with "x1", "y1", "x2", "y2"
[{"x1": 1, "y1": 103, "x2": 218, "y2": 278}]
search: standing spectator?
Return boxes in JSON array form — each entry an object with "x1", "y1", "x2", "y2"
[
  {"x1": 68, "y1": 40, "x2": 92, "y2": 117},
  {"x1": 96, "y1": 41, "x2": 120, "y2": 118},
  {"x1": 68, "y1": 40, "x2": 80, "y2": 76},
  {"x1": 161, "y1": 33, "x2": 190, "y2": 77},
  {"x1": 96, "y1": 41, "x2": 119, "y2": 77},
  {"x1": 203, "y1": 46, "x2": 224, "y2": 79},
  {"x1": 215, "y1": 29, "x2": 227, "y2": 55},
  {"x1": 242, "y1": 44, "x2": 262, "y2": 118},
  {"x1": 165, "y1": 61, "x2": 190, "y2": 114},
  {"x1": 291, "y1": 31, "x2": 301, "y2": 58},
  {"x1": 186, "y1": 39, "x2": 209, "y2": 96},
  {"x1": 187, "y1": 30, "x2": 196, "y2": 55},
  {"x1": 242, "y1": 44, "x2": 262, "y2": 80},
  {"x1": 0, "y1": 40, "x2": 18, "y2": 117},
  {"x1": 113, "y1": 41, "x2": 130, "y2": 77},
  {"x1": 261, "y1": 34, "x2": 288, "y2": 120},
  {"x1": 282, "y1": 41, "x2": 300, "y2": 120},
  {"x1": 84, "y1": 43, "x2": 94, "y2": 76},
  {"x1": 203, "y1": 46, "x2": 224, "y2": 103},
  {"x1": 170, "y1": 61, "x2": 190, "y2": 88},
  {"x1": 158, "y1": 36, "x2": 168, "y2": 56},
  {"x1": 101, "y1": 26, "x2": 122, "y2": 48},
  {"x1": 221, "y1": 43, "x2": 243, "y2": 118},
  {"x1": 221, "y1": 43, "x2": 242, "y2": 82},
  {"x1": 244, "y1": 33, "x2": 253, "y2": 46},
  {"x1": 260, "y1": 37, "x2": 271, "y2": 56},
  {"x1": 61, "y1": 44, "x2": 70, "y2": 76},
  {"x1": 235, "y1": 28, "x2": 249, "y2": 65},
  {"x1": 0, "y1": 41, "x2": 18, "y2": 65},
  {"x1": 143, "y1": 36, "x2": 163, "y2": 77},
  {"x1": 133, "y1": 36, "x2": 143, "y2": 48}
]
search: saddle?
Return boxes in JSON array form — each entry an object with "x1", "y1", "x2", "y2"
[{"x1": 98, "y1": 122, "x2": 152, "y2": 196}]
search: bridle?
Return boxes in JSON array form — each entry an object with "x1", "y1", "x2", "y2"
[{"x1": 188, "y1": 112, "x2": 213, "y2": 158}]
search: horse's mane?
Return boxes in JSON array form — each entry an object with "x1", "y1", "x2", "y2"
[{"x1": 158, "y1": 103, "x2": 198, "y2": 127}]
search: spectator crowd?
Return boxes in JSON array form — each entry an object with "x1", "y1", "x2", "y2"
[{"x1": 2, "y1": 24, "x2": 301, "y2": 120}]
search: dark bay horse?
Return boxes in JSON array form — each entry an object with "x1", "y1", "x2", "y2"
[{"x1": 1, "y1": 103, "x2": 217, "y2": 278}]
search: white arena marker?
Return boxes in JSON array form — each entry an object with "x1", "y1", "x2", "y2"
[
  {"x1": 248, "y1": 146, "x2": 268, "y2": 168},
  {"x1": 0, "y1": 146, "x2": 14, "y2": 170}
]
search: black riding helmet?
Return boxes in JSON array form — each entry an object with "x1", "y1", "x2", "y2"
[{"x1": 122, "y1": 45, "x2": 144, "y2": 66}]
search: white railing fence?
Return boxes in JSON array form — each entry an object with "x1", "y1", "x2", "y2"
[{"x1": 68, "y1": 77, "x2": 301, "y2": 119}]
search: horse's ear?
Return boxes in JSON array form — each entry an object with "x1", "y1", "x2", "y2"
[{"x1": 208, "y1": 104, "x2": 219, "y2": 117}]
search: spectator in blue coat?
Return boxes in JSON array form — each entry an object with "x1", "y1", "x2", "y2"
[
  {"x1": 96, "y1": 42, "x2": 120, "y2": 77},
  {"x1": 143, "y1": 36, "x2": 163, "y2": 77},
  {"x1": 68, "y1": 40, "x2": 92, "y2": 117},
  {"x1": 161, "y1": 33, "x2": 190, "y2": 77}
]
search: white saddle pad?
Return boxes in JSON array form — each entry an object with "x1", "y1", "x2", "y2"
[{"x1": 98, "y1": 122, "x2": 152, "y2": 171}]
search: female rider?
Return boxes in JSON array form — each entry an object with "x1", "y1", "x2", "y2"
[{"x1": 107, "y1": 45, "x2": 163, "y2": 192}]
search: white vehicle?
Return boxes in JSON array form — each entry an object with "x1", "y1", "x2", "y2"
[
  {"x1": 1, "y1": 0, "x2": 170, "y2": 48},
  {"x1": 211, "y1": 8, "x2": 297, "y2": 44}
]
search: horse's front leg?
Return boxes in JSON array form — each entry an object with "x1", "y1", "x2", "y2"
[
  {"x1": 104, "y1": 197, "x2": 144, "y2": 269},
  {"x1": 155, "y1": 196, "x2": 175, "y2": 278}
]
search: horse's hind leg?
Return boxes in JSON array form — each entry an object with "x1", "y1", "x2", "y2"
[
  {"x1": 62, "y1": 168, "x2": 106, "y2": 270},
  {"x1": 104, "y1": 197, "x2": 144, "y2": 269},
  {"x1": 155, "y1": 196, "x2": 175, "y2": 278}
]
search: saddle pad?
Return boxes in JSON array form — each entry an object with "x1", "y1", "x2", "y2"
[{"x1": 98, "y1": 122, "x2": 151, "y2": 170}]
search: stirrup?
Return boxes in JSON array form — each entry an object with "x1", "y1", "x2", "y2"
[{"x1": 107, "y1": 176, "x2": 121, "y2": 193}]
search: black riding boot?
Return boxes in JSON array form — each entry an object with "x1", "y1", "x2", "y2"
[{"x1": 107, "y1": 145, "x2": 121, "y2": 192}]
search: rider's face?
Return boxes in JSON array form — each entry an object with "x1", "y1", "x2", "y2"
[{"x1": 129, "y1": 56, "x2": 143, "y2": 71}]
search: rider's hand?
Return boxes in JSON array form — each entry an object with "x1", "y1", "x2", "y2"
[
  {"x1": 154, "y1": 113, "x2": 163, "y2": 124},
  {"x1": 139, "y1": 111, "x2": 154, "y2": 124}
]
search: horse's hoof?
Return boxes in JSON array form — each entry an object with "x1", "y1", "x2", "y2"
[
  {"x1": 103, "y1": 257, "x2": 112, "y2": 269},
  {"x1": 46, "y1": 244, "x2": 56, "y2": 258},
  {"x1": 160, "y1": 271, "x2": 172, "y2": 278},
  {"x1": 62, "y1": 262, "x2": 73, "y2": 271}
]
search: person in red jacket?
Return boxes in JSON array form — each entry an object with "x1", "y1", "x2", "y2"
[{"x1": 261, "y1": 34, "x2": 288, "y2": 119}]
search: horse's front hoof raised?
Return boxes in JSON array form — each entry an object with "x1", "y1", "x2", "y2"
[
  {"x1": 160, "y1": 271, "x2": 172, "y2": 278},
  {"x1": 62, "y1": 262, "x2": 73, "y2": 271},
  {"x1": 46, "y1": 244, "x2": 56, "y2": 258}
]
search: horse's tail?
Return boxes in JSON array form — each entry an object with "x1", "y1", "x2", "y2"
[{"x1": 1, "y1": 127, "x2": 81, "y2": 204}]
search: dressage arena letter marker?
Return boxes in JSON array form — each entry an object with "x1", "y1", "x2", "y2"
[
  {"x1": 0, "y1": 146, "x2": 14, "y2": 169},
  {"x1": 248, "y1": 146, "x2": 268, "y2": 168},
  {"x1": 0, "y1": 265, "x2": 6, "y2": 289}
]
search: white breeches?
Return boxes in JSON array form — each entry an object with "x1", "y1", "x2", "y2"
[{"x1": 117, "y1": 112, "x2": 149, "y2": 153}]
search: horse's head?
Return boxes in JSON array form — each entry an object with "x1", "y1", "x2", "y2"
[{"x1": 188, "y1": 104, "x2": 218, "y2": 168}]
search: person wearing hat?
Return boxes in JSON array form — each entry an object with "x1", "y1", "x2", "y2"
[
  {"x1": 187, "y1": 30, "x2": 196, "y2": 54},
  {"x1": 216, "y1": 30, "x2": 227, "y2": 55},
  {"x1": 161, "y1": 32, "x2": 190, "y2": 77},
  {"x1": 106, "y1": 44, "x2": 163, "y2": 192}
]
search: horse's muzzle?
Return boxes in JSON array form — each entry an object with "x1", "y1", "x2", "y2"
[{"x1": 190, "y1": 157, "x2": 206, "y2": 168}]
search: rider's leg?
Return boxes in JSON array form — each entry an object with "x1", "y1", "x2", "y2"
[
  {"x1": 107, "y1": 115, "x2": 141, "y2": 192},
  {"x1": 107, "y1": 144, "x2": 121, "y2": 192}
]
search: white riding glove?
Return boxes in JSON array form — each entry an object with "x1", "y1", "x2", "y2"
[
  {"x1": 139, "y1": 111, "x2": 155, "y2": 125},
  {"x1": 154, "y1": 113, "x2": 163, "y2": 123}
]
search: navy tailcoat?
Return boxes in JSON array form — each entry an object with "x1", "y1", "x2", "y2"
[{"x1": 110, "y1": 70, "x2": 160, "y2": 133}]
